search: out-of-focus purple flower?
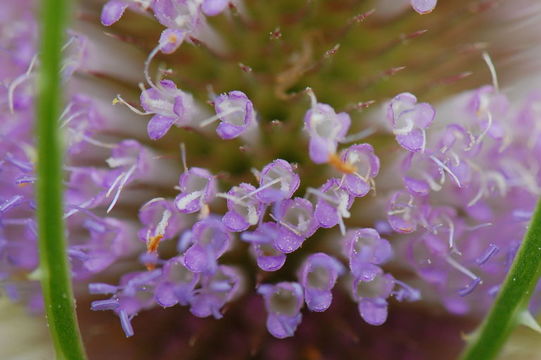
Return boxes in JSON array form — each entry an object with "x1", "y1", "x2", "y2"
[
  {"x1": 343, "y1": 228, "x2": 392, "y2": 279},
  {"x1": 174, "y1": 167, "x2": 216, "y2": 214},
  {"x1": 312, "y1": 178, "x2": 353, "y2": 234},
  {"x1": 298, "y1": 253, "x2": 344, "y2": 312},
  {"x1": 258, "y1": 282, "x2": 304, "y2": 339},
  {"x1": 387, "y1": 92, "x2": 435, "y2": 152},
  {"x1": 304, "y1": 93, "x2": 350, "y2": 164},
  {"x1": 154, "y1": 255, "x2": 200, "y2": 307},
  {"x1": 140, "y1": 80, "x2": 196, "y2": 140},
  {"x1": 352, "y1": 267, "x2": 395, "y2": 326},
  {"x1": 272, "y1": 197, "x2": 318, "y2": 253},
  {"x1": 189, "y1": 265, "x2": 243, "y2": 319},
  {"x1": 7, "y1": 0, "x2": 541, "y2": 351},
  {"x1": 339, "y1": 143, "x2": 379, "y2": 197},
  {"x1": 221, "y1": 183, "x2": 263, "y2": 232},
  {"x1": 256, "y1": 159, "x2": 300, "y2": 204},
  {"x1": 183, "y1": 217, "x2": 232, "y2": 274},
  {"x1": 208, "y1": 90, "x2": 257, "y2": 140},
  {"x1": 241, "y1": 222, "x2": 286, "y2": 272}
]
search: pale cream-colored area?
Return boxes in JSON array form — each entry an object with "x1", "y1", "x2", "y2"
[
  {"x1": 498, "y1": 326, "x2": 541, "y2": 360},
  {"x1": 0, "y1": 299, "x2": 54, "y2": 360}
]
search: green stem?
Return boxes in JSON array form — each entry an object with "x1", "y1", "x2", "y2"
[
  {"x1": 36, "y1": 0, "x2": 87, "y2": 359},
  {"x1": 460, "y1": 198, "x2": 541, "y2": 360}
]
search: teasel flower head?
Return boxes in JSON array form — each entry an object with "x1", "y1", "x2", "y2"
[{"x1": 3, "y1": 0, "x2": 541, "y2": 358}]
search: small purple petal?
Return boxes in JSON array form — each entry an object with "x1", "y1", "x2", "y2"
[
  {"x1": 147, "y1": 115, "x2": 175, "y2": 140},
  {"x1": 411, "y1": 0, "x2": 437, "y2": 14},
  {"x1": 159, "y1": 29, "x2": 185, "y2": 54},
  {"x1": 266, "y1": 313, "x2": 303, "y2": 339},
  {"x1": 202, "y1": 0, "x2": 229, "y2": 16},
  {"x1": 101, "y1": 0, "x2": 129, "y2": 26},
  {"x1": 358, "y1": 298, "x2": 388, "y2": 326}
]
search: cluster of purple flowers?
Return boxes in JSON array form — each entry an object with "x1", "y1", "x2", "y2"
[
  {"x1": 3, "y1": 0, "x2": 541, "y2": 344},
  {"x1": 0, "y1": 0, "x2": 411, "y2": 338},
  {"x1": 385, "y1": 84, "x2": 541, "y2": 314},
  {"x1": 1, "y1": 2, "x2": 45, "y2": 312},
  {"x1": 89, "y1": 132, "x2": 406, "y2": 337}
]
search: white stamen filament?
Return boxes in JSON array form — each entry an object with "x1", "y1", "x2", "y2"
[
  {"x1": 114, "y1": 95, "x2": 152, "y2": 116},
  {"x1": 144, "y1": 45, "x2": 161, "y2": 90},
  {"x1": 239, "y1": 177, "x2": 283, "y2": 200},
  {"x1": 216, "y1": 193, "x2": 251, "y2": 208},
  {"x1": 175, "y1": 191, "x2": 203, "y2": 210},
  {"x1": 61, "y1": 36, "x2": 76, "y2": 51},
  {"x1": 342, "y1": 128, "x2": 376, "y2": 143},
  {"x1": 306, "y1": 187, "x2": 340, "y2": 206},
  {"x1": 338, "y1": 175, "x2": 347, "y2": 188},
  {"x1": 467, "y1": 222, "x2": 493, "y2": 231},
  {"x1": 446, "y1": 256, "x2": 480, "y2": 282},
  {"x1": 421, "y1": 172, "x2": 442, "y2": 192},
  {"x1": 105, "y1": 171, "x2": 125, "y2": 198},
  {"x1": 429, "y1": 156, "x2": 462, "y2": 188},
  {"x1": 141, "y1": 197, "x2": 166, "y2": 209},
  {"x1": 106, "y1": 156, "x2": 136, "y2": 168},
  {"x1": 467, "y1": 183, "x2": 485, "y2": 208},
  {"x1": 60, "y1": 110, "x2": 86, "y2": 128},
  {"x1": 444, "y1": 216, "x2": 461, "y2": 255},
  {"x1": 482, "y1": 51, "x2": 499, "y2": 92},
  {"x1": 154, "y1": 209, "x2": 172, "y2": 238},
  {"x1": 464, "y1": 160, "x2": 485, "y2": 207},
  {"x1": 8, "y1": 55, "x2": 37, "y2": 114},
  {"x1": 475, "y1": 111, "x2": 493, "y2": 145},
  {"x1": 64, "y1": 198, "x2": 94, "y2": 219},
  {"x1": 337, "y1": 194, "x2": 351, "y2": 218},
  {"x1": 387, "y1": 208, "x2": 408, "y2": 216},
  {"x1": 269, "y1": 213, "x2": 301, "y2": 236},
  {"x1": 180, "y1": 143, "x2": 188, "y2": 172},
  {"x1": 82, "y1": 135, "x2": 117, "y2": 149},
  {"x1": 337, "y1": 213, "x2": 346, "y2": 235},
  {"x1": 106, "y1": 165, "x2": 137, "y2": 213},
  {"x1": 199, "y1": 106, "x2": 244, "y2": 127},
  {"x1": 305, "y1": 87, "x2": 317, "y2": 108},
  {"x1": 59, "y1": 102, "x2": 75, "y2": 122}
]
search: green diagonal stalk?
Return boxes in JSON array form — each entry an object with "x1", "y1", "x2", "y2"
[
  {"x1": 460, "y1": 198, "x2": 541, "y2": 360},
  {"x1": 36, "y1": 0, "x2": 87, "y2": 359}
]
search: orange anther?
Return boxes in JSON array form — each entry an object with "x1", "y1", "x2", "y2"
[
  {"x1": 328, "y1": 153, "x2": 356, "y2": 174},
  {"x1": 147, "y1": 234, "x2": 163, "y2": 253},
  {"x1": 145, "y1": 234, "x2": 163, "y2": 271}
]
